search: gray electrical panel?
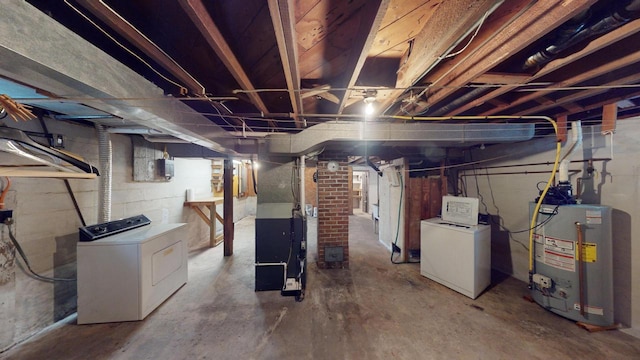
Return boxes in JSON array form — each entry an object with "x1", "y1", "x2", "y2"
[{"x1": 530, "y1": 203, "x2": 613, "y2": 326}]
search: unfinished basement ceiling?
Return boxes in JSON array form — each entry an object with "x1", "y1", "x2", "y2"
[{"x1": 5, "y1": 0, "x2": 640, "y2": 155}]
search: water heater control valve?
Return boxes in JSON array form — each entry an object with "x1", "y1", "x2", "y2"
[{"x1": 533, "y1": 273, "x2": 552, "y2": 289}]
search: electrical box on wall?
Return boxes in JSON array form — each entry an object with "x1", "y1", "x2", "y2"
[{"x1": 157, "y1": 159, "x2": 174, "y2": 179}]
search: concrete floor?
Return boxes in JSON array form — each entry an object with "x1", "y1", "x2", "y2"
[{"x1": 2, "y1": 212, "x2": 640, "y2": 359}]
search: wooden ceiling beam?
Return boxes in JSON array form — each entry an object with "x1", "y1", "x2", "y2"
[
  {"x1": 448, "y1": 16, "x2": 640, "y2": 116},
  {"x1": 515, "y1": 73, "x2": 640, "y2": 116},
  {"x1": 559, "y1": 102, "x2": 584, "y2": 114},
  {"x1": 268, "y1": 0, "x2": 304, "y2": 128},
  {"x1": 336, "y1": 0, "x2": 390, "y2": 114},
  {"x1": 533, "y1": 96, "x2": 555, "y2": 106},
  {"x1": 419, "y1": 0, "x2": 534, "y2": 84},
  {"x1": 474, "y1": 72, "x2": 531, "y2": 85},
  {"x1": 425, "y1": 0, "x2": 598, "y2": 112},
  {"x1": 368, "y1": 0, "x2": 440, "y2": 58},
  {"x1": 557, "y1": 89, "x2": 640, "y2": 119},
  {"x1": 485, "y1": 46, "x2": 640, "y2": 115},
  {"x1": 75, "y1": 0, "x2": 205, "y2": 95},
  {"x1": 487, "y1": 98, "x2": 508, "y2": 107},
  {"x1": 617, "y1": 104, "x2": 640, "y2": 119},
  {"x1": 396, "y1": 0, "x2": 502, "y2": 89},
  {"x1": 178, "y1": 0, "x2": 275, "y2": 127},
  {"x1": 377, "y1": 0, "x2": 515, "y2": 115}
]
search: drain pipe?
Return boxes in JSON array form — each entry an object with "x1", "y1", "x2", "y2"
[
  {"x1": 558, "y1": 121, "x2": 583, "y2": 184},
  {"x1": 96, "y1": 124, "x2": 112, "y2": 223}
]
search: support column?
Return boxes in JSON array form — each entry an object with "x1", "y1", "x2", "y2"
[
  {"x1": 317, "y1": 157, "x2": 350, "y2": 269},
  {"x1": 223, "y1": 158, "x2": 234, "y2": 256},
  {"x1": 602, "y1": 103, "x2": 617, "y2": 134}
]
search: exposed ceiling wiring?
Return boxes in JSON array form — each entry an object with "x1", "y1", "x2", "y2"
[
  {"x1": 10, "y1": 82, "x2": 638, "y2": 104},
  {"x1": 437, "y1": 9, "x2": 491, "y2": 61},
  {"x1": 63, "y1": 0, "x2": 190, "y2": 95}
]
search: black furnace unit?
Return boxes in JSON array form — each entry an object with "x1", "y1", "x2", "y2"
[{"x1": 255, "y1": 203, "x2": 306, "y2": 301}]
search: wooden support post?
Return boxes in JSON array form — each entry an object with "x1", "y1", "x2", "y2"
[
  {"x1": 602, "y1": 103, "x2": 617, "y2": 134},
  {"x1": 209, "y1": 202, "x2": 216, "y2": 248},
  {"x1": 439, "y1": 159, "x2": 447, "y2": 196},
  {"x1": 557, "y1": 115, "x2": 568, "y2": 142},
  {"x1": 223, "y1": 159, "x2": 234, "y2": 256}
]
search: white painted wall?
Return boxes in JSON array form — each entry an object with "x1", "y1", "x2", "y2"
[
  {"x1": 0, "y1": 119, "x2": 252, "y2": 350},
  {"x1": 378, "y1": 160, "x2": 405, "y2": 259},
  {"x1": 368, "y1": 168, "x2": 379, "y2": 212},
  {"x1": 462, "y1": 119, "x2": 640, "y2": 333}
]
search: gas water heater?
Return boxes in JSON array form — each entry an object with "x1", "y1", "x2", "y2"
[{"x1": 530, "y1": 203, "x2": 614, "y2": 326}]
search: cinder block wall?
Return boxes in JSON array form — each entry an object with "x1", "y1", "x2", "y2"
[{"x1": 316, "y1": 160, "x2": 349, "y2": 269}]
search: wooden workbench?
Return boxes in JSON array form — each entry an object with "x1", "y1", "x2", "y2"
[{"x1": 184, "y1": 197, "x2": 224, "y2": 247}]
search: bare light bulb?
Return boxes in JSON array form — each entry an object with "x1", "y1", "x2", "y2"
[{"x1": 365, "y1": 102, "x2": 374, "y2": 116}]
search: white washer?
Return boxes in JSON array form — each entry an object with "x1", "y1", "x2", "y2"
[
  {"x1": 77, "y1": 223, "x2": 187, "y2": 324},
  {"x1": 420, "y1": 218, "x2": 491, "y2": 299}
]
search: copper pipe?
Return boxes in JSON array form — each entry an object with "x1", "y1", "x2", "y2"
[{"x1": 575, "y1": 222, "x2": 585, "y2": 316}]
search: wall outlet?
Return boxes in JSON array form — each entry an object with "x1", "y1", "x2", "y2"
[{"x1": 392, "y1": 243, "x2": 401, "y2": 253}]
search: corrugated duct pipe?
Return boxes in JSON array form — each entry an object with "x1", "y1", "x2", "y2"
[
  {"x1": 96, "y1": 124, "x2": 112, "y2": 223},
  {"x1": 429, "y1": 87, "x2": 490, "y2": 116}
]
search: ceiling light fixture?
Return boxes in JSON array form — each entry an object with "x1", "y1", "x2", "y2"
[{"x1": 363, "y1": 90, "x2": 377, "y2": 117}]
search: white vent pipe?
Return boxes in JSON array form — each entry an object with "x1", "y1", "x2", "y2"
[
  {"x1": 559, "y1": 121, "x2": 582, "y2": 182},
  {"x1": 96, "y1": 124, "x2": 112, "y2": 222}
]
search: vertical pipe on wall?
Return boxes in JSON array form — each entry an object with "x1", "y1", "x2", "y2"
[
  {"x1": 223, "y1": 158, "x2": 234, "y2": 256},
  {"x1": 300, "y1": 155, "x2": 306, "y2": 217},
  {"x1": 96, "y1": 124, "x2": 112, "y2": 223}
]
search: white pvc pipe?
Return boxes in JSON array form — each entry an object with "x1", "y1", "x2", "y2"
[
  {"x1": 559, "y1": 121, "x2": 582, "y2": 182},
  {"x1": 96, "y1": 124, "x2": 112, "y2": 223}
]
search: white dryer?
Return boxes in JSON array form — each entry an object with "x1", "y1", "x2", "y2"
[{"x1": 77, "y1": 219, "x2": 187, "y2": 324}]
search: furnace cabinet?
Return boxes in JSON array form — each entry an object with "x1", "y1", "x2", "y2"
[{"x1": 255, "y1": 203, "x2": 306, "y2": 292}]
